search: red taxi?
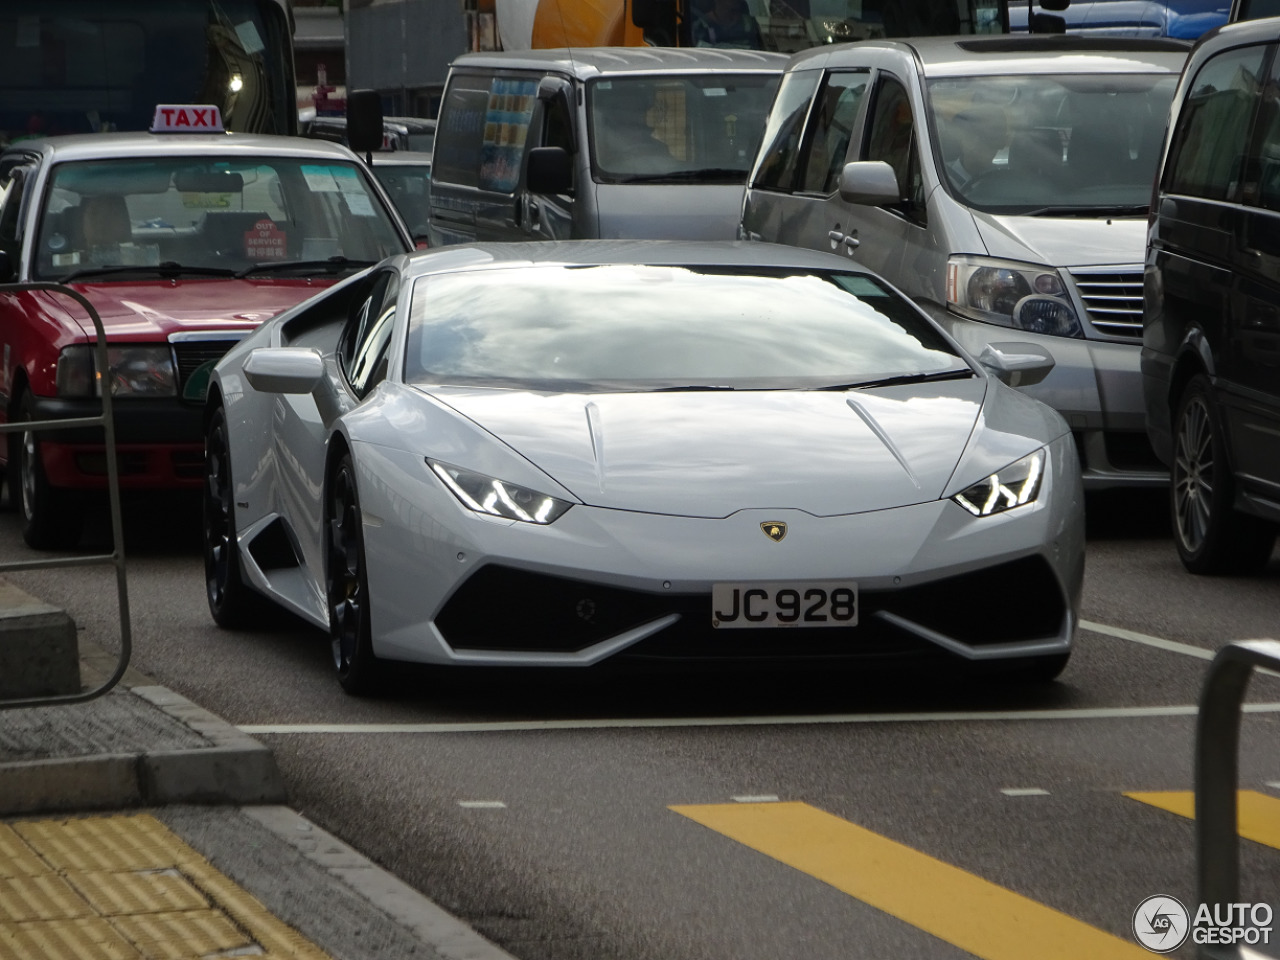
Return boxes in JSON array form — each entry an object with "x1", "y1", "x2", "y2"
[{"x1": 0, "y1": 105, "x2": 412, "y2": 548}]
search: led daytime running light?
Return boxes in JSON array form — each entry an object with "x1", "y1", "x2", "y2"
[
  {"x1": 428, "y1": 460, "x2": 571, "y2": 524},
  {"x1": 953, "y1": 450, "x2": 1045, "y2": 517}
]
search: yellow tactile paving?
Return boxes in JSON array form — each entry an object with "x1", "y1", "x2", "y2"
[{"x1": 0, "y1": 813, "x2": 333, "y2": 960}]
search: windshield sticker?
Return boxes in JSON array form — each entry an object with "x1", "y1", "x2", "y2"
[
  {"x1": 244, "y1": 219, "x2": 288, "y2": 260},
  {"x1": 52, "y1": 252, "x2": 80, "y2": 267},
  {"x1": 332, "y1": 167, "x2": 362, "y2": 192},
  {"x1": 301, "y1": 166, "x2": 340, "y2": 192},
  {"x1": 234, "y1": 21, "x2": 266, "y2": 55},
  {"x1": 345, "y1": 194, "x2": 376, "y2": 217},
  {"x1": 181, "y1": 193, "x2": 233, "y2": 209}
]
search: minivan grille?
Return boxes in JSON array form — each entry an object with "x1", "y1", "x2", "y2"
[
  {"x1": 1069, "y1": 270, "x2": 1144, "y2": 338},
  {"x1": 172, "y1": 339, "x2": 243, "y2": 401}
]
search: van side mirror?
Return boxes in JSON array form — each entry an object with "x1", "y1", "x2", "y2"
[
  {"x1": 526, "y1": 147, "x2": 573, "y2": 195},
  {"x1": 838, "y1": 161, "x2": 902, "y2": 207},
  {"x1": 1039, "y1": 0, "x2": 1070, "y2": 11},
  {"x1": 347, "y1": 90, "x2": 384, "y2": 158},
  {"x1": 978, "y1": 342, "x2": 1056, "y2": 388}
]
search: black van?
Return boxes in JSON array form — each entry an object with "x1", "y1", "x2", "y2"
[{"x1": 1142, "y1": 16, "x2": 1280, "y2": 573}]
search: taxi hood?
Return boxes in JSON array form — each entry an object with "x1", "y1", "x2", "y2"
[
  {"x1": 45, "y1": 279, "x2": 333, "y2": 340},
  {"x1": 426, "y1": 382, "x2": 990, "y2": 518}
]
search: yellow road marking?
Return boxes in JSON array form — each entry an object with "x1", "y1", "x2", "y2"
[
  {"x1": 0, "y1": 813, "x2": 332, "y2": 959},
  {"x1": 670, "y1": 801, "x2": 1150, "y2": 960},
  {"x1": 1124, "y1": 790, "x2": 1280, "y2": 850}
]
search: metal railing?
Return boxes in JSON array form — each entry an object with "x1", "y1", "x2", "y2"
[
  {"x1": 1195, "y1": 638, "x2": 1280, "y2": 959},
  {"x1": 0, "y1": 282, "x2": 131, "y2": 710}
]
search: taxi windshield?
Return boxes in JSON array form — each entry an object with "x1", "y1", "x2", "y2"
[
  {"x1": 927, "y1": 72, "x2": 1179, "y2": 213},
  {"x1": 32, "y1": 156, "x2": 406, "y2": 281},
  {"x1": 406, "y1": 264, "x2": 970, "y2": 391}
]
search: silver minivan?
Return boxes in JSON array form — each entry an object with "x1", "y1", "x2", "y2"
[
  {"x1": 740, "y1": 35, "x2": 1189, "y2": 488},
  {"x1": 427, "y1": 47, "x2": 784, "y2": 245}
]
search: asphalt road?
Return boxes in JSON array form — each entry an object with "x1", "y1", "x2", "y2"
[{"x1": 2, "y1": 487, "x2": 1278, "y2": 960}]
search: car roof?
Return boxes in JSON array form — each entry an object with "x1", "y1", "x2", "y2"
[
  {"x1": 790, "y1": 34, "x2": 1190, "y2": 76},
  {"x1": 1, "y1": 132, "x2": 366, "y2": 165},
  {"x1": 449, "y1": 46, "x2": 788, "y2": 77},
  {"x1": 369, "y1": 152, "x2": 433, "y2": 167},
  {"x1": 397, "y1": 240, "x2": 877, "y2": 280},
  {"x1": 1188, "y1": 14, "x2": 1280, "y2": 58}
]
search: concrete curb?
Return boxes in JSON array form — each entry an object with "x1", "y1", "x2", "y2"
[{"x1": 0, "y1": 685, "x2": 287, "y2": 816}]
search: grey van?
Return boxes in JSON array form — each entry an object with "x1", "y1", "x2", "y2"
[
  {"x1": 427, "y1": 47, "x2": 784, "y2": 245},
  {"x1": 740, "y1": 35, "x2": 1189, "y2": 489},
  {"x1": 1143, "y1": 17, "x2": 1280, "y2": 573}
]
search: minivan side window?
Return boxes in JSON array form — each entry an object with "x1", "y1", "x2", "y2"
[
  {"x1": 1245, "y1": 49, "x2": 1280, "y2": 211},
  {"x1": 434, "y1": 74, "x2": 492, "y2": 189},
  {"x1": 1164, "y1": 45, "x2": 1268, "y2": 202},
  {"x1": 751, "y1": 69, "x2": 823, "y2": 193},
  {"x1": 799, "y1": 71, "x2": 869, "y2": 195},
  {"x1": 865, "y1": 75, "x2": 925, "y2": 217}
]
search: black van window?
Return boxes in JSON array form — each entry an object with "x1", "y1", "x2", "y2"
[
  {"x1": 751, "y1": 69, "x2": 823, "y2": 193},
  {"x1": 1165, "y1": 45, "x2": 1267, "y2": 202},
  {"x1": 798, "y1": 71, "x2": 869, "y2": 195},
  {"x1": 1247, "y1": 49, "x2": 1280, "y2": 211}
]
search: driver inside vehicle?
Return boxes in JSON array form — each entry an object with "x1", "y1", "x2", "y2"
[{"x1": 942, "y1": 102, "x2": 1009, "y2": 191}]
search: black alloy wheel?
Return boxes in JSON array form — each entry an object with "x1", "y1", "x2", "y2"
[
  {"x1": 1171, "y1": 374, "x2": 1275, "y2": 575},
  {"x1": 203, "y1": 406, "x2": 265, "y2": 627},
  {"x1": 326, "y1": 452, "x2": 379, "y2": 694},
  {"x1": 15, "y1": 391, "x2": 82, "y2": 550}
]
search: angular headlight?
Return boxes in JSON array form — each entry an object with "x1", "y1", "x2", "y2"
[
  {"x1": 952, "y1": 449, "x2": 1045, "y2": 517},
  {"x1": 428, "y1": 460, "x2": 572, "y2": 524},
  {"x1": 56, "y1": 344, "x2": 177, "y2": 398},
  {"x1": 947, "y1": 257, "x2": 1083, "y2": 338}
]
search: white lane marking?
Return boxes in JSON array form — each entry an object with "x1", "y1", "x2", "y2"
[
  {"x1": 237, "y1": 703, "x2": 1280, "y2": 735},
  {"x1": 732, "y1": 794, "x2": 780, "y2": 803},
  {"x1": 1079, "y1": 619, "x2": 1214, "y2": 660},
  {"x1": 457, "y1": 800, "x2": 507, "y2": 809},
  {"x1": 1000, "y1": 788, "x2": 1050, "y2": 797}
]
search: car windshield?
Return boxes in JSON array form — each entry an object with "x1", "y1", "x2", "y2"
[
  {"x1": 406, "y1": 264, "x2": 971, "y2": 390},
  {"x1": 589, "y1": 75, "x2": 780, "y2": 184},
  {"x1": 927, "y1": 72, "x2": 1179, "y2": 213},
  {"x1": 32, "y1": 155, "x2": 406, "y2": 281}
]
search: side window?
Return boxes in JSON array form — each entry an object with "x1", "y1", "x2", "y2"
[
  {"x1": 1165, "y1": 45, "x2": 1268, "y2": 202},
  {"x1": 798, "y1": 71, "x2": 868, "y2": 195},
  {"x1": 340, "y1": 270, "x2": 400, "y2": 398},
  {"x1": 0, "y1": 167, "x2": 28, "y2": 258},
  {"x1": 479, "y1": 76, "x2": 539, "y2": 194},
  {"x1": 864, "y1": 75, "x2": 925, "y2": 221},
  {"x1": 542, "y1": 88, "x2": 574, "y2": 153},
  {"x1": 1245, "y1": 47, "x2": 1280, "y2": 212},
  {"x1": 751, "y1": 69, "x2": 823, "y2": 193},
  {"x1": 434, "y1": 73, "x2": 492, "y2": 189}
]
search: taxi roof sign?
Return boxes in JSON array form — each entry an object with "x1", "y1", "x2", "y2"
[{"x1": 151, "y1": 105, "x2": 226, "y2": 134}]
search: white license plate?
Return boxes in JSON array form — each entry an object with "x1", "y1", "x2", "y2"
[{"x1": 711, "y1": 580, "x2": 858, "y2": 629}]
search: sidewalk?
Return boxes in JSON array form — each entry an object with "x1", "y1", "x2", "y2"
[{"x1": 0, "y1": 584, "x2": 519, "y2": 960}]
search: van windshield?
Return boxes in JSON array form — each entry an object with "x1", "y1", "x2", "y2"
[
  {"x1": 589, "y1": 74, "x2": 780, "y2": 184},
  {"x1": 927, "y1": 72, "x2": 1179, "y2": 213}
]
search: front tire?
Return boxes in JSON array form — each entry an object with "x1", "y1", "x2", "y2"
[
  {"x1": 203, "y1": 405, "x2": 266, "y2": 627},
  {"x1": 1171, "y1": 375, "x2": 1275, "y2": 575},
  {"x1": 327, "y1": 452, "x2": 380, "y2": 695},
  {"x1": 15, "y1": 392, "x2": 82, "y2": 550}
]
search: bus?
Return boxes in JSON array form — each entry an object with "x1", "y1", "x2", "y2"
[
  {"x1": 0, "y1": 0, "x2": 297, "y2": 147},
  {"x1": 494, "y1": 0, "x2": 1016, "y2": 51}
]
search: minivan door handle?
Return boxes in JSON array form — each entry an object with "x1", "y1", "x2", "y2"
[{"x1": 828, "y1": 229, "x2": 859, "y2": 251}]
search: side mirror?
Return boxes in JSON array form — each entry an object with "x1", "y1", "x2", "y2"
[
  {"x1": 1029, "y1": 12, "x2": 1068, "y2": 31},
  {"x1": 978, "y1": 342, "x2": 1056, "y2": 388},
  {"x1": 346, "y1": 90, "x2": 384, "y2": 158},
  {"x1": 243, "y1": 347, "x2": 325, "y2": 394},
  {"x1": 837, "y1": 161, "x2": 902, "y2": 206},
  {"x1": 1039, "y1": 0, "x2": 1070, "y2": 11},
  {"x1": 526, "y1": 147, "x2": 573, "y2": 195}
]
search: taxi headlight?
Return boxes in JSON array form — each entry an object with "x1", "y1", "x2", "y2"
[
  {"x1": 56, "y1": 345, "x2": 177, "y2": 398},
  {"x1": 952, "y1": 449, "x2": 1045, "y2": 517},
  {"x1": 428, "y1": 460, "x2": 572, "y2": 524},
  {"x1": 947, "y1": 257, "x2": 1083, "y2": 338}
]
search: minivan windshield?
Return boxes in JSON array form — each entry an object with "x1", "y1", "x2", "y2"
[
  {"x1": 927, "y1": 72, "x2": 1179, "y2": 213},
  {"x1": 406, "y1": 264, "x2": 971, "y2": 391},
  {"x1": 589, "y1": 75, "x2": 781, "y2": 184}
]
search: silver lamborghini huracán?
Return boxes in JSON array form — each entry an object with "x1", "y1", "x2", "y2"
[{"x1": 202, "y1": 240, "x2": 1084, "y2": 694}]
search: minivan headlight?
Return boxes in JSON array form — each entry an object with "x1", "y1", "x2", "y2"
[
  {"x1": 56, "y1": 344, "x2": 177, "y2": 398},
  {"x1": 947, "y1": 257, "x2": 1083, "y2": 338},
  {"x1": 428, "y1": 460, "x2": 573, "y2": 524},
  {"x1": 951, "y1": 449, "x2": 1045, "y2": 517}
]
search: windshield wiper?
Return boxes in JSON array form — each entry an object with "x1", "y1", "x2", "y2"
[
  {"x1": 647, "y1": 384, "x2": 737, "y2": 392},
  {"x1": 611, "y1": 168, "x2": 746, "y2": 185},
  {"x1": 1019, "y1": 204, "x2": 1149, "y2": 218},
  {"x1": 235, "y1": 256, "x2": 376, "y2": 279},
  {"x1": 817, "y1": 369, "x2": 976, "y2": 391},
  {"x1": 59, "y1": 261, "x2": 237, "y2": 283}
]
